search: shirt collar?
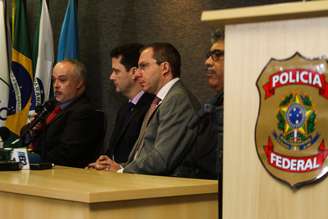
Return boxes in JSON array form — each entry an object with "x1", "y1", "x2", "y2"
[
  {"x1": 58, "y1": 94, "x2": 83, "y2": 110},
  {"x1": 156, "y1": 78, "x2": 180, "y2": 101},
  {"x1": 58, "y1": 99, "x2": 74, "y2": 110},
  {"x1": 129, "y1": 90, "x2": 144, "y2": 105}
]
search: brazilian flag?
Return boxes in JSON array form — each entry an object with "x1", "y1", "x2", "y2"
[{"x1": 6, "y1": 0, "x2": 33, "y2": 134}]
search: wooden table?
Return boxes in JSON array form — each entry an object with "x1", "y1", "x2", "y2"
[{"x1": 0, "y1": 166, "x2": 218, "y2": 219}]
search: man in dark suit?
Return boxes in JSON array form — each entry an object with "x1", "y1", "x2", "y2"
[
  {"x1": 87, "y1": 43, "x2": 153, "y2": 169},
  {"x1": 204, "y1": 28, "x2": 224, "y2": 178},
  {"x1": 204, "y1": 28, "x2": 225, "y2": 219},
  {"x1": 30, "y1": 60, "x2": 102, "y2": 168},
  {"x1": 175, "y1": 29, "x2": 225, "y2": 179},
  {"x1": 102, "y1": 42, "x2": 201, "y2": 176}
]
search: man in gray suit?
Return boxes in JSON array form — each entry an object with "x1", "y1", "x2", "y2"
[{"x1": 102, "y1": 42, "x2": 200, "y2": 176}]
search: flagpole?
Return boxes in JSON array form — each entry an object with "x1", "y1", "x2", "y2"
[
  {"x1": 11, "y1": 0, "x2": 15, "y2": 43},
  {"x1": 0, "y1": 0, "x2": 10, "y2": 127}
]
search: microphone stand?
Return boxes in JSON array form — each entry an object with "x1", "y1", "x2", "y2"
[{"x1": 20, "y1": 100, "x2": 56, "y2": 146}]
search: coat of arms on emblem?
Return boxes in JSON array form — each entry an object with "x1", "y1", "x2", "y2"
[{"x1": 256, "y1": 52, "x2": 328, "y2": 189}]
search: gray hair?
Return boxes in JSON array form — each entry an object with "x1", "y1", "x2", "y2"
[{"x1": 61, "y1": 59, "x2": 87, "y2": 82}]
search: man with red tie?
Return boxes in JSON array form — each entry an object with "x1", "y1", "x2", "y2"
[
  {"x1": 92, "y1": 43, "x2": 201, "y2": 176},
  {"x1": 30, "y1": 59, "x2": 102, "y2": 168}
]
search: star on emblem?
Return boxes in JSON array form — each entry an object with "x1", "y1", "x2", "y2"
[{"x1": 276, "y1": 94, "x2": 317, "y2": 149}]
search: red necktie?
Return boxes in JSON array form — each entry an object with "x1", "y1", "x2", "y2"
[
  {"x1": 128, "y1": 96, "x2": 161, "y2": 161},
  {"x1": 46, "y1": 106, "x2": 61, "y2": 124}
]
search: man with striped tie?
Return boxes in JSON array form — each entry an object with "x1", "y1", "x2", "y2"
[{"x1": 96, "y1": 42, "x2": 201, "y2": 177}]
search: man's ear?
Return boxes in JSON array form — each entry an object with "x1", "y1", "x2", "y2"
[
  {"x1": 160, "y1": 62, "x2": 170, "y2": 76},
  {"x1": 76, "y1": 79, "x2": 85, "y2": 89},
  {"x1": 129, "y1": 67, "x2": 138, "y2": 80}
]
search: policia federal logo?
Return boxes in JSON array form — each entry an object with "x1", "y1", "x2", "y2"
[{"x1": 255, "y1": 52, "x2": 328, "y2": 189}]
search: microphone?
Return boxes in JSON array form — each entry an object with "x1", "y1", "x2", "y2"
[
  {"x1": 0, "y1": 127, "x2": 10, "y2": 142},
  {"x1": 0, "y1": 127, "x2": 22, "y2": 148},
  {"x1": 28, "y1": 99, "x2": 56, "y2": 130},
  {"x1": 20, "y1": 99, "x2": 56, "y2": 145}
]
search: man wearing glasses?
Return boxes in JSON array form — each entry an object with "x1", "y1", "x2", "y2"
[
  {"x1": 205, "y1": 29, "x2": 225, "y2": 218},
  {"x1": 204, "y1": 28, "x2": 224, "y2": 175},
  {"x1": 100, "y1": 42, "x2": 201, "y2": 176},
  {"x1": 176, "y1": 29, "x2": 225, "y2": 180},
  {"x1": 205, "y1": 29, "x2": 224, "y2": 94}
]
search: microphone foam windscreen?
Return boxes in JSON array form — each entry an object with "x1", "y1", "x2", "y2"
[{"x1": 0, "y1": 127, "x2": 10, "y2": 140}]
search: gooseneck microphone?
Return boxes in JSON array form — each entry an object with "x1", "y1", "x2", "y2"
[
  {"x1": 0, "y1": 126, "x2": 22, "y2": 148},
  {"x1": 20, "y1": 99, "x2": 56, "y2": 145},
  {"x1": 28, "y1": 100, "x2": 56, "y2": 130},
  {"x1": 0, "y1": 127, "x2": 10, "y2": 142}
]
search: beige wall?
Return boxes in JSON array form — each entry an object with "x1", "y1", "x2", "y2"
[{"x1": 224, "y1": 16, "x2": 328, "y2": 219}]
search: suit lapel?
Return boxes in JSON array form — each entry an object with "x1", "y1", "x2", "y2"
[
  {"x1": 128, "y1": 83, "x2": 182, "y2": 162},
  {"x1": 46, "y1": 97, "x2": 81, "y2": 127},
  {"x1": 128, "y1": 101, "x2": 161, "y2": 162},
  {"x1": 145, "y1": 103, "x2": 161, "y2": 126},
  {"x1": 116, "y1": 93, "x2": 154, "y2": 148},
  {"x1": 113, "y1": 104, "x2": 135, "y2": 147}
]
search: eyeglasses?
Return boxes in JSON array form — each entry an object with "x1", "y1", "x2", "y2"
[
  {"x1": 138, "y1": 63, "x2": 151, "y2": 71},
  {"x1": 206, "y1": 49, "x2": 224, "y2": 61},
  {"x1": 138, "y1": 60, "x2": 162, "y2": 71}
]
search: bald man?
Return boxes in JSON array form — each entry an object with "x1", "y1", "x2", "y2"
[{"x1": 30, "y1": 59, "x2": 102, "y2": 168}]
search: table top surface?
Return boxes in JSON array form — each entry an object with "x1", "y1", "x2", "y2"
[{"x1": 0, "y1": 166, "x2": 218, "y2": 203}]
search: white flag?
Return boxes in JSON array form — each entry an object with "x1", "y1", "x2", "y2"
[
  {"x1": 31, "y1": 0, "x2": 54, "y2": 110},
  {"x1": 0, "y1": 0, "x2": 10, "y2": 127}
]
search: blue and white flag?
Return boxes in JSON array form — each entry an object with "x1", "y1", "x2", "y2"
[
  {"x1": 30, "y1": 0, "x2": 54, "y2": 111},
  {"x1": 57, "y1": 0, "x2": 78, "y2": 62},
  {"x1": 0, "y1": 0, "x2": 10, "y2": 127}
]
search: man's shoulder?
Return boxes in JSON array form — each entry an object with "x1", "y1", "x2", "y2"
[
  {"x1": 65, "y1": 95, "x2": 96, "y2": 114},
  {"x1": 165, "y1": 81, "x2": 200, "y2": 108},
  {"x1": 167, "y1": 80, "x2": 191, "y2": 95}
]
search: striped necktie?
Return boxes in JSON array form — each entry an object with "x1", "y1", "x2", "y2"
[
  {"x1": 128, "y1": 96, "x2": 161, "y2": 161},
  {"x1": 46, "y1": 106, "x2": 62, "y2": 124}
]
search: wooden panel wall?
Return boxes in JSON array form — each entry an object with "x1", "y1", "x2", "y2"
[{"x1": 223, "y1": 16, "x2": 328, "y2": 219}]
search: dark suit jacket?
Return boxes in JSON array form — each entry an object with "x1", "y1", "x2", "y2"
[
  {"x1": 124, "y1": 80, "x2": 200, "y2": 176},
  {"x1": 33, "y1": 95, "x2": 103, "y2": 168},
  {"x1": 106, "y1": 92, "x2": 154, "y2": 163},
  {"x1": 172, "y1": 92, "x2": 223, "y2": 179}
]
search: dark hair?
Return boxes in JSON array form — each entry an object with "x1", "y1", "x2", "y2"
[
  {"x1": 142, "y1": 42, "x2": 181, "y2": 77},
  {"x1": 211, "y1": 28, "x2": 225, "y2": 44},
  {"x1": 110, "y1": 43, "x2": 144, "y2": 71}
]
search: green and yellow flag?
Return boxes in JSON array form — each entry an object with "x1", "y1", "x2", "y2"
[{"x1": 6, "y1": 0, "x2": 33, "y2": 134}]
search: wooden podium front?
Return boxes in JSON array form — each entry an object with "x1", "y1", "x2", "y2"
[
  {"x1": 202, "y1": 1, "x2": 328, "y2": 219},
  {"x1": 0, "y1": 166, "x2": 217, "y2": 219}
]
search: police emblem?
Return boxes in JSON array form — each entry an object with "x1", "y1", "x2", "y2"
[{"x1": 255, "y1": 52, "x2": 328, "y2": 189}]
